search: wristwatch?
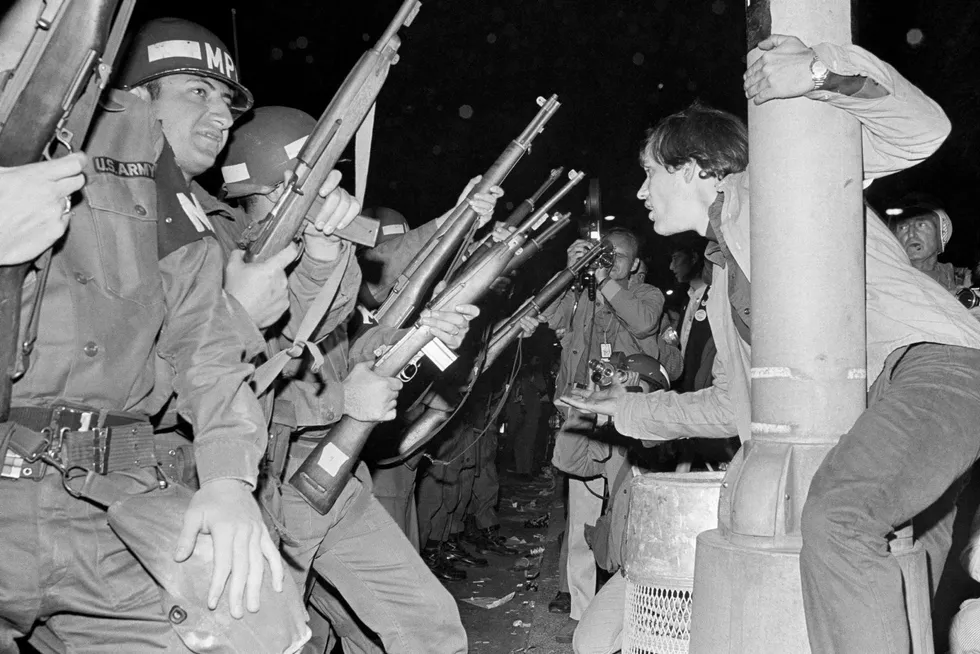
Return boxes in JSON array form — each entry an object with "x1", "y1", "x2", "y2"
[{"x1": 810, "y1": 53, "x2": 830, "y2": 92}]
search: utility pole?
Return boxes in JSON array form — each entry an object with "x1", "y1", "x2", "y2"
[{"x1": 687, "y1": 0, "x2": 869, "y2": 650}]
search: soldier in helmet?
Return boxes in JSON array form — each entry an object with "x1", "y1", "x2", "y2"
[
  {"x1": 358, "y1": 206, "x2": 516, "y2": 550},
  {"x1": 217, "y1": 104, "x2": 503, "y2": 653},
  {"x1": 891, "y1": 205, "x2": 971, "y2": 293},
  {"x1": 0, "y1": 13, "x2": 307, "y2": 654}
]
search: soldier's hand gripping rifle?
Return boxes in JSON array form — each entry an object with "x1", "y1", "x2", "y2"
[
  {"x1": 239, "y1": 0, "x2": 422, "y2": 261},
  {"x1": 289, "y1": 212, "x2": 547, "y2": 514},
  {"x1": 0, "y1": 0, "x2": 136, "y2": 421},
  {"x1": 371, "y1": 95, "x2": 561, "y2": 329},
  {"x1": 383, "y1": 241, "x2": 614, "y2": 463}
]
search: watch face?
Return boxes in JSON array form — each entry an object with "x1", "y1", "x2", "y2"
[{"x1": 812, "y1": 59, "x2": 829, "y2": 77}]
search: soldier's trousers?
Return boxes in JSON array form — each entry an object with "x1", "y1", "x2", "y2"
[
  {"x1": 0, "y1": 470, "x2": 187, "y2": 653},
  {"x1": 514, "y1": 402, "x2": 542, "y2": 475},
  {"x1": 465, "y1": 429, "x2": 500, "y2": 530},
  {"x1": 280, "y1": 439, "x2": 466, "y2": 654},
  {"x1": 371, "y1": 463, "x2": 420, "y2": 551},
  {"x1": 418, "y1": 456, "x2": 477, "y2": 544}
]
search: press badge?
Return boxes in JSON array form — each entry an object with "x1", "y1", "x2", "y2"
[{"x1": 600, "y1": 343, "x2": 612, "y2": 359}]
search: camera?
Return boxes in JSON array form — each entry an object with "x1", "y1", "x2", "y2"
[
  {"x1": 588, "y1": 352, "x2": 629, "y2": 387},
  {"x1": 957, "y1": 287, "x2": 980, "y2": 310}
]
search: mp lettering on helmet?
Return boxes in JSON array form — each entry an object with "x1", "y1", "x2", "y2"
[{"x1": 205, "y1": 43, "x2": 236, "y2": 80}]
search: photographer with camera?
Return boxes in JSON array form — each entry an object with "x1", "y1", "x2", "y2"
[{"x1": 525, "y1": 227, "x2": 676, "y2": 642}]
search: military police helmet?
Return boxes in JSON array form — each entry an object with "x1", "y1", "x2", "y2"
[
  {"x1": 623, "y1": 353, "x2": 670, "y2": 392},
  {"x1": 219, "y1": 106, "x2": 316, "y2": 198},
  {"x1": 362, "y1": 207, "x2": 410, "y2": 245},
  {"x1": 357, "y1": 207, "x2": 412, "y2": 309},
  {"x1": 118, "y1": 17, "x2": 253, "y2": 115}
]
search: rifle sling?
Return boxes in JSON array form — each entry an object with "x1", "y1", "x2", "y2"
[
  {"x1": 251, "y1": 246, "x2": 353, "y2": 396},
  {"x1": 14, "y1": 251, "x2": 52, "y2": 379},
  {"x1": 354, "y1": 102, "x2": 375, "y2": 205},
  {"x1": 60, "y1": 0, "x2": 137, "y2": 155}
]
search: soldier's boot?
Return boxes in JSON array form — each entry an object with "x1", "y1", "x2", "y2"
[
  {"x1": 421, "y1": 543, "x2": 467, "y2": 582},
  {"x1": 443, "y1": 535, "x2": 488, "y2": 568}
]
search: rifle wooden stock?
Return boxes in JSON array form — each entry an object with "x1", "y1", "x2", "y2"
[
  {"x1": 241, "y1": 0, "x2": 420, "y2": 262},
  {"x1": 289, "y1": 229, "x2": 531, "y2": 513},
  {"x1": 385, "y1": 242, "x2": 612, "y2": 462},
  {"x1": 0, "y1": 0, "x2": 128, "y2": 421},
  {"x1": 372, "y1": 95, "x2": 561, "y2": 329}
]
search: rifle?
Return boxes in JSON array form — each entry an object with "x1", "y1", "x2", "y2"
[
  {"x1": 0, "y1": 0, "x2": 135, "y2": 421},
  {"x1": 240, "y1": 0, "x2": 423, "y2": 261},
  {"x1": 457, "y1": 169, "x2": 584, "y2": 278},
  {"x1": 504, "y1": 166, "x2": 563, "y2": 228},
  {"x1": 458, "y1": 167, "x2": 562, "y2": 265},
  {"x1": 501, "y1": 211, "x2": 571, "y2": 278},
  {"x1": 371, "y1": 95, "x2": 561, "y2": 329},
  {"x1": 379, "y1": 241, "x2": 614, "y2": 464},
  {"x1": 289, "y1": 208, "x2": 549, "y2": 513},
  {"x1": 447, "y1": 166, "x2": 565, "y2": 276}
]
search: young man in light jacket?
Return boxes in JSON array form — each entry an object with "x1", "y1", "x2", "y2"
[{"x1": 564, "y1": 34, "x2": 980, "y2": 654}]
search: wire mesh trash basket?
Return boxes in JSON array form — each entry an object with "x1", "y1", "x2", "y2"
[{"x1": 622, "y1": 471, "x2": 723, "y2": 654}]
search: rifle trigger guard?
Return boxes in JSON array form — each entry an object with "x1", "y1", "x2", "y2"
[{"x1": 398, "y1": 364, "x2": 418, "y2": 383}]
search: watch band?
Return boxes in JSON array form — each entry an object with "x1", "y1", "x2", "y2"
[{"x1": 810, "y1": 53, "x2": 830, "y2": 91}]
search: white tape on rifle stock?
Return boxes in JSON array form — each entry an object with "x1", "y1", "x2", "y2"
[{"x1": 317, "y1": 442, "x2": 349, "y2": 476}]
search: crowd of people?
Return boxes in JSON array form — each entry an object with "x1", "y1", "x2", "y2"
[{"x1": 2, "y1": 4, "x2": 980, "y2": 654}]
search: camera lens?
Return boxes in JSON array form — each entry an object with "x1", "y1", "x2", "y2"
[{"x1": 957, "y1": 288, "x2": 980, "y2": 309}]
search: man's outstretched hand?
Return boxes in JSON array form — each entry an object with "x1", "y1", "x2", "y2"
[{"x1": 559, "y1": 383, "x2": 626, "y2": 418}]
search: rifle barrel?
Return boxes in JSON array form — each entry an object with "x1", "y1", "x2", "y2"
[
  {"x1": 500, "y1": 166, "x2": 564, "y2": 229},
  {"x1": 502, "y1": 213, "x2": 572, "y2": 276},
  {"x1": 373, "y1": 95, "x2": 561, "y2": 328}
]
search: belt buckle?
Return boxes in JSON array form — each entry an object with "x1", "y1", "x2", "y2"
[
  {"x1": 92, "y1": 427, "x2": 110, "y2": 475},
  {"x1": 36, "y1": 427, "x2": 70, "y2": 473},
  {"x1": 53, "y1": 406, "x2": 96, "y2": 431}
]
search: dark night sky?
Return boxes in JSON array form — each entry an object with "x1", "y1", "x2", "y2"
[{"x1": 132, "y1": 0, "x2": 980, "y2": 294}]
